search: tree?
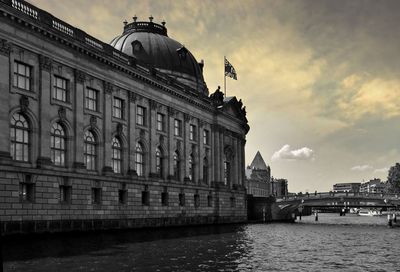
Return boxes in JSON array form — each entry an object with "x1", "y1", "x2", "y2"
[{"x1": 386, "y1": 163, "x2": 400, "y2": 193}]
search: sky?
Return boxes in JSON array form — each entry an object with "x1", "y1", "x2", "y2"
[{"x1": 28, "y1": 0, "x2": 400, "y2": 192}]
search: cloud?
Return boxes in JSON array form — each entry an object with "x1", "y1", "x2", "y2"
[
  {"x1": 374, "y1": 167, "x2": 389, "y2": 174},
  {"x1": 350, "y1": 165, "x2": 373, "y2": 171},
  {"x1": 272, "y1": 144, "x2": 315, "y2": 161}
]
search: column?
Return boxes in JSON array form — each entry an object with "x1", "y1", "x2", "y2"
[
  {"x1": 36, "y1": 55, "x2": 52, "y2": 168},
  {"x1": 0, "y1": 39, "x2": 11, "y2": 163},
  {"x1": 212, "y1": 124, "x2": 220, "y2": 184},
  {"x1": 167, "y1": 107, "x2": 175, "y2": 179},
  {"x1": 72, "y1": 69, "x2": 85, "y2": 170},
  {"x1": 219, "y1": 126, "x2": 225, "y2": 183},
  {"x1": 102, "y1": 81, "x2": 113, "y2": 173},
  {"x1": 127, "y1": 92, "x2": 137, "y2": 175},
  {"x1": 183, "y1": 113, "x2": 190, "y2": 181},
  {"x1": 149, "y1": 99, "x2": 157, "y2": 176},
  {"x1": 198, "y1": 121, "x2": 204, "y2": 185}
]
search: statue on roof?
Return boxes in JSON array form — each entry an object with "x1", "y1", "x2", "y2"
[{"x1": 210, "y1": 86, "x2": 224, "y2": 105}]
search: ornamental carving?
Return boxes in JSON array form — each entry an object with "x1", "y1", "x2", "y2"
[
  {"x1": 20, "y1": 95, "x2": 29, "y2": 113},
  {"x1": 0, "y1": 39, "x2": 11, "y2": 56},
  {"x1": 90, "y1": 115, "x2": 97, "y2": 128},
  {"x1": 116, "y1": 123, "x2": 123, "y2": 136},
  {"x1": 39, "y1": 55, "x2": 52, "y2": 72},
  {"x1": 58, "y1": 107, "x2": 66, "y2": 121},
  {"x1": 75, "y1": 69, "x2": 86, "y2": 83},
  {"x1": 104, "y1": 82, "x2": 113, "y2": 94},
  {"x1": 128, "y1": 92, "x2": 137, "y2": 103}
]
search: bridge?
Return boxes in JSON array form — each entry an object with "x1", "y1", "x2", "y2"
[{"x1": 272, "y1": 192, "x2": 400, "y2": 220}]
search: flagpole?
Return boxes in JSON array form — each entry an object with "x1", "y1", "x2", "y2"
[{"x1": 224, "y1": 56, "x2": 226, "y2": 96}]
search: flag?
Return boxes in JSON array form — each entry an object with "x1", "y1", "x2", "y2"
[{"x1": 225, "y1": 58, "x2": 237, "y2": 80}]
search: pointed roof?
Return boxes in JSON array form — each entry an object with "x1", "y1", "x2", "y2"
[{"x1": 249, "y1": 151, "x2": 268, "y2": 170}]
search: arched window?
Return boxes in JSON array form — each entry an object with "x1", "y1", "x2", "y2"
[
  {"x1": 135, "y1": 142, "x2": 144, "y2": 176},
  {"x1": 51, "y1": 122, "x2": 66, "y2": 166},
  {"x1": 188, "y1": 154, "x2": 194, "y2": 181},
  {"x1": 10, "y1": 112, "x2": 29, "y2": 162},
  {"x1": 84, "y1": 130, "x2": 97, "y2": 170},
  {"x1": 203, "y1": 157, "x2": 209, "y2": 184},
  {"x1": 173, "y1": 151, "x2": 180, "y2": 180},
  {"x1": 112, "y1": 137, "x2": 122, "y2": 173},
  {"x1": 155, "y1": 146, "x2": 163, "y2": 177}
]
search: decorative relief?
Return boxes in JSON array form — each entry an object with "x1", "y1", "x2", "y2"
[
  {"x1": 116, "y1": 123, "x2": 123, "y2": 136},
  {"x1": 0, "y1": 39, "x2": 11, "y2": 56},
  {"x1": 39, "y1": 55, "x2": 52, "y2": 72},
  {"x1": 90, "y1": 115, "x2": 97, "y2": 128},
  {"x1": 58, "y1": 107, "x2": 66, "y2": 121},
  {"x1": 128, "y1": 92, "x2": 137, "y2": 103},
  {"x1": 75, "y1": 69, "x2": 86, "y2": 83},
  {"x1": 20, "y1": 95, "x2": 29, "y2": 113},
  {"x1": 104, "y1": 82, "x2": 113, "y2": 95}
]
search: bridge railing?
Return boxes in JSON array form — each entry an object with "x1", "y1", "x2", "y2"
[{"x1": 278, "y1": 192, "x2": 399, "y2": 202}]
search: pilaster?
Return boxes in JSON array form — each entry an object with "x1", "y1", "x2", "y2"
[{"x1": 72, "y1": 69, "x2": 85, "y2": 170}]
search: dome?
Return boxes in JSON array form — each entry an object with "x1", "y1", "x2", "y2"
[{"x1": 110, "y1": 18, "x2": 207, "y2": 94}]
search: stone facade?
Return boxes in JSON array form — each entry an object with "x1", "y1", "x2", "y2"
[
  {"x1": 245, "y1": 151, "x2": 271, "y2": 197},
  {"x1": 0, "y1": 0, "x2": 249, "y2": 234},
  {"x1": 271, "y1": 178, "x2": 288, "y2": 197}
]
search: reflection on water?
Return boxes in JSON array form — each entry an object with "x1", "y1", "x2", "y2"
[{"x1": 3, "y1": 214, "x2": 400, "y2": 272}]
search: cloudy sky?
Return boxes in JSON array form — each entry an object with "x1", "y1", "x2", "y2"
[{"x1": 28, "y1": 0, "x2": 400, "y2": 192}]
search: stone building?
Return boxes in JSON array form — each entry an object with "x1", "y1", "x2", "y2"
[
  {"x1": 271, "y1": 178, "x2": 288, "y2": 197},
  {"x1": 245, "y1": 151, "x2": 271, "y2": 197},
  {"x1": 0, "y1": 0, "x2": 249, "y2": 234}
]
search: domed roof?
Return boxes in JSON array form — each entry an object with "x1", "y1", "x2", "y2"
[{"x1": 110, "y1": 18, "x2": 207, "y2": 94}]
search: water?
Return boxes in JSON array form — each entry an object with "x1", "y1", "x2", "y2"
[{"x1": 3, "y1": 214, "x2": 400, "y2": 272}]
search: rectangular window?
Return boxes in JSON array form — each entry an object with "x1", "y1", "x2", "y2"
[
  {"x1": 92, "y1": 187, "x2": 102, "y2": 205},
  {"x1": 59, "y1": 185, "x2": 72, "y2": 204},
  {"x1": 53, "y1": 76, "x2": 68, "y2": 102},
  {"x1": 179, "y1": 193, "x2": 185, "y2": 207},
  {"x1": 189, "y1": 124, "x2": 196, "y2": 141},
  {"x1": 113, "y1": 97, "x2": 124, "y2": 119},
  {"x1": 118, "y1": 189, "x2": 127, "y2": 204},
  {"x1": 20, "y1": 182, "x2": 35, "y2": 202},
  {"x1": 203, "y1": 129, "x2": 210, "y2": 145},
  {"x1": 161, "y1": 192, "x2": 168, "y2": 206},
  {"x1": 136, "y1": 106, "x2": 146, "y2": 126},
  {"x1": 13, "y1": 61, "x2": 31, "y2": 91},
  {"x1": 174, "y1": 119, "x2": 182, "y2": 136},
  {"x1": 156, "y1": 113, "x2": 165, "y2": 131},
  {"x1": 194, "y1": 194, "x2": 200, "y2": 208},
  {"x1": 142, "y1": 191, "x2": 150, "y2": 206},
  {"x1": 85, "y1": 88, "x2": 98, "y2": 111}
]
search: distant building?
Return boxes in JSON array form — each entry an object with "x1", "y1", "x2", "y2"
[
  {"x1": 360, "y1": 178, "x2": 385, "y2": 193},
  {"x1": 271, "y1": 178, "x2": 288, "y2": 197},
  {"x1": 245, "y1": 151, "x2": 271, "y2": 197},
  {"x1": 333, "y1": 183, "x2": 361, "y2": 193}
]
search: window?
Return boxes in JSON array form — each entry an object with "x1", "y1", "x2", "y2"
[
  {"x1": 135, "y1": 142, "x2": 144, "y2": 176},
  {"x1": 113, "y1": 97, "x2": 124, "y2": 119},
  {"x1": 173, "y1": 151, "x2": 180, "y2": 180},
  {"x1": 51, "y1": 123, "x2": 66, "y2": 166},
  {"x1": 92, "y1": 187, "x2": 102, "y2": 205},
  {"x1": 60, "y1": 185, "x2": 72, "y2": 204},
  {"x1": 161, "y1": 189, "x2": 168, "y2": 206},
  {"x1": 53, "y1": 76, "x2": 68, "y2": 102},
  {"x1": 188, "y1": 154, "x2": 194, "y2": 181},
  {"x1": 20, "y1": 175, "x2": 34, "y2": 202},
  {"x1": 142, "y1": 186, "x2": 149, "y2": 206},
  {"x1": 10, "y1": 112, "x2": 30, "y2": 162},
  {"x1": 203, "y1": 129, "x2": 210, "y2": 145},
  {"x1": 119, "y1": 183, "x2": 127, "y2": 204},
  {"x1": 13, "y1": 61, "x2": 31, "y2": 91},
  {"x1": 85, "y1": 88, "x2": 98, "y2": 111},
  {"x1": 194, "y1": 193, "x2": 200, "y2": 208},
  {"x1": 112, "y1": 137, "x2": 122, "y2": 173},
  {"x1": 203, "y1": 157, "x2": 209, "y2": 184},
  {"x1": 207, "y1": 193, "x2": 213, "y2": 207},
  {"x1": 189, "y1": 124, "x2": 196, "y2": 141},
  {"x1": 156, "y1": 113, "x2": 165, "y2": 131},
  {"x1": 179, "y1": 192, "x2": 185, "y2": 206},
  {"x1": 84, "y1": 130, "x2": 97, "y2": 170},
  {"x1": 174, "y1": 119, "x2": 182, "y2": 136},
  {"x1": 155, "y1": 147, "x2": 163, "y2": 177},
  {"x1": 136, "y1": 106, "x2": 146, "y2": 126}
]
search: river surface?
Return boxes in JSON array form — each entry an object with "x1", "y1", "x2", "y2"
[{"x1": 2, "y1": 213, "x2": 400, "y2": 272}]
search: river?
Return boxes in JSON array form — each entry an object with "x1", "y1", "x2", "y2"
[{"x1": 3, "y1": 213, "x2": 400, "y2": 272}]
